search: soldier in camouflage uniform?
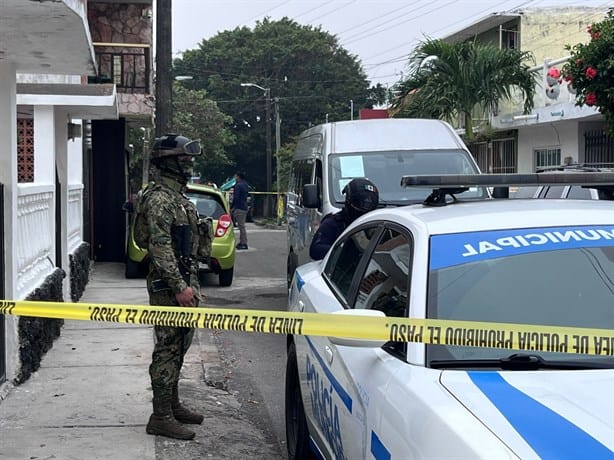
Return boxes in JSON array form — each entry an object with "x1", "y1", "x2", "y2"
[{"x1": 136, "y1": 134, "x2": 204, "y2": 440}]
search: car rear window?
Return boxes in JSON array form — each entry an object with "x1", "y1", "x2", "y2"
[{"x1": 186, "y1": 192, "x2": 226, "y2": 219}]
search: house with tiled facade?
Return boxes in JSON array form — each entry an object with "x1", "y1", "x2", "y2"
[
  {"x1": 1, "y1": 0, "x2": 153, "y2": 395},
  {"x1": 442, "y1": 6, "x2": 611, "y2": 173}
]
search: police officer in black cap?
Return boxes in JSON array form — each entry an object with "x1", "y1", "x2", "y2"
[{"x1": 309, "y1": 177, "x2": 379, "y2": 260}]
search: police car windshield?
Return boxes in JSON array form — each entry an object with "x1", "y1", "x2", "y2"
[
  {"x1": 426, "y1": 225, "x2": 614, "y2": 365},
  {"x1": 328, "y1": 150, "x2": 485, "y2": 205}
]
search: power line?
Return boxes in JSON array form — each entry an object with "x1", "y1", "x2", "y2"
[
  {"x1": 340, "y1": 1, "x2": 446, "y2": 45},
  {"x1": 365, "y1": 2, "x2": 610, "y2": 87},
  {"x1": 361, "y1": 0, "x2": 527, "y2": 64},
  {"x1": 300, "y1": 1, "x2": 357, "y2": 24},
  {"x1": 335, "y1": 0, "x2": 422, "y2": 36},
  {"x1": 362, "y1": 0, "x2": 608, "y2": 72},
  {"x1": 292, "y1": 1, "x2": 331, "y2": 20},
  {"x1": 242, "y1": 0, "x2": 294, "y2": 25}
]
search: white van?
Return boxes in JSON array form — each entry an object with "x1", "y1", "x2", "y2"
[{"x1": 285, "y1": 118, "x2": 485, "y2": 285}]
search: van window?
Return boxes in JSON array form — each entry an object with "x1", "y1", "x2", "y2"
[
  {"x1": 315, "y1": 159, "x2": 323, "y2": 210},
  {"x1": 295, "y1": 133, "x2": 323, "y2": 157},
  {"x1": 288, "y1": 159, "x2": 314, "y2": 206},
  {"x1": 329, "y1": 150, "x2": 485, "y2": 205}
]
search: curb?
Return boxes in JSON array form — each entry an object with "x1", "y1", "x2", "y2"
[{"x1": 196, "y1": 329, "x2": 228, "y2": 391}]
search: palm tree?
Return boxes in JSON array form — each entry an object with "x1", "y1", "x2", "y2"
[{"x1": 390, "y1": 39, "x2": 537, "y2": 140}]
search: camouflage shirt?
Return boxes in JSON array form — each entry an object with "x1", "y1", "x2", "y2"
[{"x1": 140, "y1": 173, "x2": 200, "y2": 300}]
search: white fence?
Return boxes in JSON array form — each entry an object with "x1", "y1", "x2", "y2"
[
  {"x1": 68, "y1": 184, "x2": 83, "y2": 254},
  {"x1": 16, "y1": 184, "x2": 55, "y2": 300}
]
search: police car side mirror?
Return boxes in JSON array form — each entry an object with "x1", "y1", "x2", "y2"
[
  {"x1": 303, "y1": 184, "x2": 320, "y2": 209},
  {"x1": 328, "y1": 309, "x2": 387, "y2": 348}
]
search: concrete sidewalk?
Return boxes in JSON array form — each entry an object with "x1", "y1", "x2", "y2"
[{"x1": 0, "y1": 262, "x2": 281, "y2": 460}]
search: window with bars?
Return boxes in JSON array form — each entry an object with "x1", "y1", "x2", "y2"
[
  {"x1": 534, "y1": 147, "x2": 561, "y2": 170},
  {"x1": 17, "y1": 119, "x2": 34, "y2": 182},
  {"x1": 468, "y1": 138, "x2": 517, "y2": 173}
]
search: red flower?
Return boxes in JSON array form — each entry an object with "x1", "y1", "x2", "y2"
[
  {"x1": 585, "y1": 92, "x2": 598, "y2": 106},
  {"x1": 576, "y1": 58, "x2": 583, "y2": 66},
  {"x1": 592, "y1": 32, "x2": 600, "y2": 40},
  {"x1": 563, "y1": 74, "x2": 573, "y2": 82},
  {"x1": 585, "y1": 67, "x2": 598, "y2": 80},
  {"x1": 587, "y1": 24, "x2": 593, "y2": 33},
  {"x1": 547, "y1": 67, "x2": 561, "y2": 79}
]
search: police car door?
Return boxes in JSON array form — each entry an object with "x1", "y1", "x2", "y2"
[
  {"x1": 299, "y1": 223, "x2": 397, "y2": 459},
  {"x1": 344, "y1": 225, "x2": 412, "y2": 459}
]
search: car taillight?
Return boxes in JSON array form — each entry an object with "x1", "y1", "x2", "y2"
[{"x1": 216, "y1": 214, "x2": 232, "y2": 237}]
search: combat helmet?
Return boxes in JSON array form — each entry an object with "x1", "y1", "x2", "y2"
[
  {"x1": 150, "y1": 134, "x2": 201, "y2": 182},
  {"x1": 343, "y1": 177, "x2": 379, "y2": 221}
]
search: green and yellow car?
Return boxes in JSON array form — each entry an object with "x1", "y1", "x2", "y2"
[{"x1": 125, "y1": 183, "x2": 236, "y2": 286}]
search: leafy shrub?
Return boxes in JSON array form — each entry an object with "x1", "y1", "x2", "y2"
[{"x1": 563, "y1": 9, "x2": 614, "y2": 134}]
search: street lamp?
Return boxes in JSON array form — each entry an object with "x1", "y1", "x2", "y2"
[{"x1": 241, "y1": 82, "x2": 273, "y2": 218}]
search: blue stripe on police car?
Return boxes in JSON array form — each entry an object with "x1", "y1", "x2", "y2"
[
  {"x1": 430, "y1": 226, "x2": 614, "y2": 270},
  {"x1": 469, "y1": 372, "x2": 614, "y2": 459}
]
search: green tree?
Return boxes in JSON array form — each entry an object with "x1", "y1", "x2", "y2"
[
  {"x1": 172, "y1": 82, "x2": 236, "y2": 184},
  {"x1": 125, "y1": 84, "x2": 235, "y2": 191},
  {"x1": 563, "y1": 9, "x2": 614, "y2": 135},
  {"x1": 173, "y1": 17, "x2": 374, "y2": 190},
  {"x1": 390, "y1": 39, "x2": 537, "y2": 140}
]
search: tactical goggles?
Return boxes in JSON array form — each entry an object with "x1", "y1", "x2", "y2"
[{"x1": 181, "y1": 139, "x2": 202, "y2": 156}]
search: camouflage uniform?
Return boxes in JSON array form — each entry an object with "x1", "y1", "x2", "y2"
[
  {"x1": 137, "y1": 134, "x2": 204, "y2": 441},
  {"x1": 142, "y1": 172, "x2": 201, "y2": 411}
]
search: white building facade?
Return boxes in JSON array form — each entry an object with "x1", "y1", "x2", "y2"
[
  {"x1": 0, "y1": 0, "x2": 118, "y2": 392},
  {"x1": 442, "y1": 7, "x2": 611, "y2": 173}
]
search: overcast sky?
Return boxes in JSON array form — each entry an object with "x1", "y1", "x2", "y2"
[{"x1": 172, "y1": 0, "x2": 610, "y2": 88}]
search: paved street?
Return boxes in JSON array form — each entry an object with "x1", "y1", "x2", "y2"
[{"x1": 0, "y1": 223, "x2": 288, "y2": 460}]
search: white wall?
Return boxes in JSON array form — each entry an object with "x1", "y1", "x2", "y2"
[
  {"x1": 67, "y1": 120, "x2": 83, "y2": 185},
  {"x1": 34, "y1": 106, "x2": 56, "y2": 184},
  {"x1": 0, "y1": 62, "x2": 20, "y2": 382},
  {"x1": 517, "y1": 120, "x2": 580, "y2": 172}
]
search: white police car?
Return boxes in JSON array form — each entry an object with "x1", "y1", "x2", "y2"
[{"x1": 285, "y1": 174, "x2": 614, "y2": 460}]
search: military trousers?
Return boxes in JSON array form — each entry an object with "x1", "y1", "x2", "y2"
[{"x1": 149, "y1": 325, "x2": 195, "y2": 405}]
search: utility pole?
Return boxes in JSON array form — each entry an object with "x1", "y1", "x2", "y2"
[
  {"x1": 240, "y1": 82, "x2": 273, "y2": 217},
  {"x1": 265, "y1": 88, "x2": 272, "y2": 217},
  {"x1": 274, "y1": 97, "x2": 281, "y2": 226},
  {"x1": 155, "y1": 0, "x2": 172, "y2": 136}
]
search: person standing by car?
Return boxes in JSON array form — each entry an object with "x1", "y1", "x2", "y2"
[
  {"x1": 309, "y1": 177, "x2": 379, "y2": 260},
  {"x1": 231, "y1": 171, "x2": 249, "y2": 250},
  {"x1": 134, "y1": 134, "x2": 205, "y2": 440}
]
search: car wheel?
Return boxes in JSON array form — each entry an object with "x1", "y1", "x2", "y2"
[
  {"x1": 287, "y1": 252, "x2": 298, "y2": 289},
  {"x1": 125, "y1": 257, "x2": 143, "y2": 279},
  {"x1": 219, "y1": 267, "x2": 234, "y2": 287},
  {"x1": 285, "y1": 342, "x2": 312, "y2": 460}
]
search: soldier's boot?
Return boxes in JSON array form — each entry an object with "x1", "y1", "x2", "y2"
[
  {"x1": 172, "y1": 385, "x2": 204, "y2": 425},
  {"x1": 146, "y1": 398, "x2": 195, "y2": 440}
]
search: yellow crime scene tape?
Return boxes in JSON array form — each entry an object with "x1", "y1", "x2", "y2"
[
  {"x1": 248, "y1": 192, "x2": 284, "y2": 195},
  {"x1": 1, "y1": 300, "x2": 613, "y2": 356}
]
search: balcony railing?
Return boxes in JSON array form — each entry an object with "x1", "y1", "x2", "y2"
[
  {"x1": 16, "y1": 184, "x2": 55, "y2": 300},
  {"x1": 91, "y1": 43, "x2": 151, "y2": 94}
]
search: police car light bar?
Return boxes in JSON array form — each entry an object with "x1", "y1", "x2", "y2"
[{"x1": 400, "y1": 173, "x2": 614, "y2": 188}]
